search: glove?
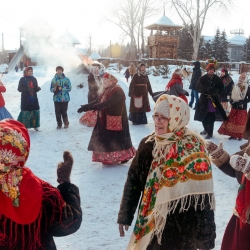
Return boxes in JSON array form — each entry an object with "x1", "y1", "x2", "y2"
[
  {"x1": 206, "y1": 141, "x2": 224, "y2": 159},
  {"x1": 77, "y1": 106, "x2": 85, "y2": 113},
  {"x1": 185, "y1": 91, "x2": 189, "y2": 96},
  {"x1": 229, "y1": 153, "x2": 250, "y2": 174},
  {"x1": 57, "y1": 151, "x2": 73, "y2": 183}
]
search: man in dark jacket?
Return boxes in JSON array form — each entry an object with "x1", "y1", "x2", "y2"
[
  {"x1": 0, "y1": 119, "x2": 82, "y2": 250},
  {"x1": 194, "y1": 63, "x2": 227, "y2": 139},
  {"x1": 189, "y1": 61, "x2": 201, "y2": 110}
]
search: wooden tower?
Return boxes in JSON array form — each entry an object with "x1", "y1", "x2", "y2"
[{"x1": 145, "y1": 15, "x2": 182, "y2": 59}]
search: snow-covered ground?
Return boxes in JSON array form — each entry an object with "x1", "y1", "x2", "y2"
[{"x1": 0, "y1": 65, "x2": 244, "y2": 250}]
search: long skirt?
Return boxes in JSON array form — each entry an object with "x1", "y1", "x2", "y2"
[
  {"x1": 79, "y1": 110, "x2": 97, "y2": 127},
  {"x1": 221, "y1": 215, "x2": 250, "y2": 250},
  {"x1": 0, "y1": 106, "x2": 13, "y2": 120},
  {"x1": 243, "y1": 109, "x2": 250, "y2": 140},
  {"x1": 92, "y1": 147, "x2": 136, "y2": 164},
  {"x1": 218, "y1": 108, "x2": 247, "y2": 139},
  {"x1": 129, "y1": 112, "x2": 147, "y2": 125},
  {"x1": 17, "y1": 110, "x2": 40, "y2": 129}
]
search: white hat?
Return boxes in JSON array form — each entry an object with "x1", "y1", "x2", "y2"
[{"x1": 154, "y1": 99, "x2": 170, "y2": 118}]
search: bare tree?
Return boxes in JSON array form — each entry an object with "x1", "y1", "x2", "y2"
[
  {"x1": 106, "y1": 0, "x2": 158, "y2": 60},
  {"x1": 106, "y1": 0, "x2": 142, "y2": 60},
  {"x1": 166, "y1": 0, "x2": 232, "y2": 60},
  {"x1": 137, "y1": 0, "x2": 158, "y2": 58}
]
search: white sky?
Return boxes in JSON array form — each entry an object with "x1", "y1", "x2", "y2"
[{"x1": 1, "y1": 0, "x2": 249, "y2": 50}]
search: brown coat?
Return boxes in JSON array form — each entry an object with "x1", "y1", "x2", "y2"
[{"x1": 128, "y1": 73, "x2": 153, "y2": 112}]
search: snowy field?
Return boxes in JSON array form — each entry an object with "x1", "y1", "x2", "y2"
[{"x1": 0, "y1": 64, "x2": 244, "y2": 250}]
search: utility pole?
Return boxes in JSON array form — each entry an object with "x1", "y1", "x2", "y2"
[
  {"x1": 89, "y1": 34, "x2": 92, "y2": 55},
  {"x1": 2, "y1": 33, "x2": 4, "y2": 64},
  {"x1": 110, "y1": 40, "x2": 112, "y2": 58}
]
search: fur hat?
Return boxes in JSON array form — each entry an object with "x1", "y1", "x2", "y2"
[
  {"x1": 206, "y1": 63, "x2": 215, "y2": 71},
  {"x1": 56, "y1": 66, "x2": 64, "y2": 72},
  {"x1": 102, "y1": 73, "x2": 118, "y2": 84},
  {"x1": 154, "y1": 98, "x2": 170, "y2": 119}
]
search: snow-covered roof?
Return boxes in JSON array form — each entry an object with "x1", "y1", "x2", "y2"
[
  {"x1": 56, "y1": 32, "x2": 81, "y2": 45},
  {"x1": 203, "y1": 34, "x2": 247, "y2": 46},
  {"x1": 89, "y1": 52, "x2": 101, "y2": 60},
  {"x1": 77, "y1": 48, "x2": 88, "y2": 56},
  {"x1": 145, "y1": 15, "x2": 183, "y2": 30},
  {"x1": 228, "y1": 35, "x2": 247, "y2": 46}
]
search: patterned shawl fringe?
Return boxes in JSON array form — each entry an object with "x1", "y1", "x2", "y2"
[
  {"x1": 150, "y1": 193, "x2": 215, "y2": 245},
  {"x1": 0, "y1": 181, "x2": 65, "y2": 250}
]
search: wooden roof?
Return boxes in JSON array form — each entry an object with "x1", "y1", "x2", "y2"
[{"x1": 145, "y1": 15, "x2": 183, "y2": 31}]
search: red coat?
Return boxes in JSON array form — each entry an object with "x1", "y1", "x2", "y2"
[{"x1": 0, "y1": 84, "x2": 6, "y2": 107}]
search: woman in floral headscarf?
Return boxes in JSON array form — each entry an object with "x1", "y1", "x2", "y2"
[
  {"x1": 77, "y1": 72, "x2": 136, "y2": 164},
  {"x1": 218, "y1": 73, "x2": 250, "y2": 140},
  {"x1": 118, "y1": 94, "x2": 216, "y2": 250},
  {"x1": 0, "y1": 119, "x2": 82, "y2": 250}
]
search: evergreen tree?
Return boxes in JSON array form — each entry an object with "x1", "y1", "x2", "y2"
[
  {"x1": 211, "y1": 28, "x2": 221, "y2": 60},
  {"x1": 199, "y1": 39, "x2": 213, "y2": 60},
  {"x1": 243, "y1": 36, "x2": 250, "y2": 62},
  {"x1": 219, "y1": 30, "x2": 229, "y2": 61},
  {"x1": 177, "y1": 25, "x2": 193, "y2": 60}
]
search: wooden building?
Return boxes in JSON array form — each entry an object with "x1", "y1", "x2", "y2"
[{"x1": 145, "y1": 15, "x2": 183, "y2": 59}]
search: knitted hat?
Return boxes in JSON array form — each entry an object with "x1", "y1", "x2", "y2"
[
  {"x1": 206, "y1": 63, "x2": 215, "y2": 71},
  {"x1": 103, "y1": 72, "x2": 118, "y2": 84},
  {"x1": 27, "y1": 66, "x2": 33, "y2": 71},
  {"x1": 221, "y1": 69, "x2": 226, "y2": 73},
  {"x1": 56, "y1": 66, "x2": 64, "y2": 72},
  {"x1": 154, "y1": 98, "x2": 170, "y2": 119}
]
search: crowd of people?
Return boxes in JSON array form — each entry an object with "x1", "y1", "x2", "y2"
[{"x1": 0, "y1": 60, "x2": 250, "y2": 249}]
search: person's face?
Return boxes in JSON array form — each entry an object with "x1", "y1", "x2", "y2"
[
  {"x1": 220, "y1": 71, "x2": 225, "y2": 77},
  {"x1": 239, "y1": 74, "x2": 246, "y2": 84},
  {"x1": 56, "y1": 69, "x2": 63, "y2": 75},
  {"x1": 207, "y1": 69, "x2": 215, "y2": 75},
  {"x1": 141, "y1": 66, "x2": 146, "y2": 72},
  {"x1": 103, "y1": 78, "x2": 113, "y2": 89},
  {"x1": 153, "y1": 112, "x2": 169, "y2": 135},
  {"x1": 27, "y1": 70, "x2": 32, "y2": 76}
]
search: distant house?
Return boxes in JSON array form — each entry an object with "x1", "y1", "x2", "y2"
[
  {"x1": 228, "y1": 35, "x2": 247, "y2": 62},
  {"x1": 89, "y1": 52, "x2": 101, "y2": 60},
  {"x1": 56, "y1": 32, "x2": 81, "y2": 48},
  {"x1": 203, "y1": 34, "x2": 247, "y2": 62}
]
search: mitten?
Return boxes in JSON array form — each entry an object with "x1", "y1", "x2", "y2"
[
  {"x1": 206, "y1": 141, "x2": 230, "y2": 167},
  {"x1": 229, "y1": 153, "x2": 250, "y2": 174},
  {"x1": 185, "y1": 91, "x2": 189, "y2": 96},
  {"x1": 57, "y1": 151, "x2": 74, "y2": 183},
  {"x1": 77, "y1": 106, "x2": 84, "y2": 113}
]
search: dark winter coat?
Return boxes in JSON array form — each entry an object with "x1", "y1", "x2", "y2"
[
  {"x1": 230, "y1": 86, "x2": 250, "y2": 110},
  {"x1": 18, "y1": 76, "x2": 40, "y2": 111},
  {"x1": 128, "y1": 73, "x2": 153, "y2": 112},
  {"x1": 0, "y1": 182, "x2": 82, "y2": 250},
  {"x1": 219, "y1": 74, "x2": 234, "y2": 102},
  {"x1": 189, "y1": 61, "x2": 202, "y2": 90},
  {"x1": 80, "y1": 86, "x2": 133, "y2": 152},
  {"x1": 118, "y1": 135, "x2": 216, "y2": 250},
  {"x1": 124, "y1": 68, "x2": 130, "y2": 79},
  {"x1": 87, "y1": 73, "x2": 99, "y2": 103},
  {"x1": 194, "y1": 74, "x2": 227, "y2": 122}
]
